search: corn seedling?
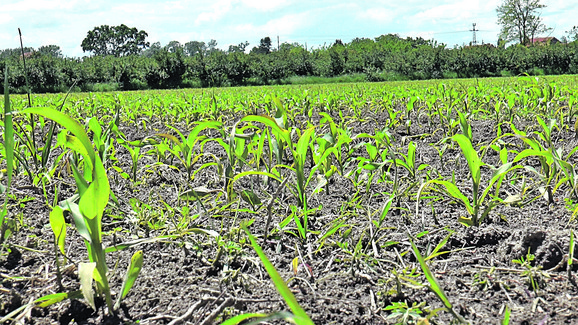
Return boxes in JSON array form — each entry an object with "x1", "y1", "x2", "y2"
[
  {"x1": 157, "y1": 120, "x2": 223, "y2": 181},
  {"x1": 242, "y1": 227, "x2": 315, "y2": 325},
  {"x1": 21, "y1": 107, "x2": 143, "y2": 314},
  {"x1": 409, "y1": 236, "x2": 467, "y2": 323},
  {"x1": 417, "y1": 133, "x2": 517, "y2": 226},
  {"x1": 240, "y1": 115, "x2": 319, "y2": 240}
]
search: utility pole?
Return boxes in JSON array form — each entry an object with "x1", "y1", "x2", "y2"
[
  {"x1": 470, "y1": 23, "x2": 479, "y2": 45},
  {"x1": 277, "y1": 35, "x2": 280, "y2": 51}
]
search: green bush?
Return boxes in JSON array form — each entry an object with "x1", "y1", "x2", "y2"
[{"x1": 2, "y1": 34, "x2": 578, "y2": 93}]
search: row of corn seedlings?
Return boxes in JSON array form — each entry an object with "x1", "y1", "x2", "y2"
[{"x1": 2, "y1": 75, "x2": 578, "y2": 323}]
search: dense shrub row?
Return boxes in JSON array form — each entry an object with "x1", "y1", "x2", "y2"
[{"x1": 1, "y1": 34, "x2": 578, "y2": 93}]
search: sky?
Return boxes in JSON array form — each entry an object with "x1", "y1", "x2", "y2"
[{"x1": 0, "y1": 0, "x2": 576, "y2": 57}]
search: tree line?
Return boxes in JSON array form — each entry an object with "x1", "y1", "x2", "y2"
[
  {"x1": 2, "y1": 33, "x2": 578, "y2": 93},
  {"x1": 3, "y1": 0, "x2": 578, "y2": 93}
]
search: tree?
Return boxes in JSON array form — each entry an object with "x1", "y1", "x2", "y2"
[
  {"x1": 38, "y1": 45, "x2": 62, "y2": 58},
  {"x1": 207, "y1": 39, "x2": 219, "y2": 54},
  {"x1": 165, "y1": 41, "x2": 183, "y2": 53},
  {"x1": 81, "y1": 24, "x2": 149, "y2": 57},
  {"x1": 0, "y1": 47, "x2": 33, "y2": 59},
  {"x1": 251, "y1": 37, "x2": 272, "y2": 54},
  {"x1": 142, "y1": 42, "x2": 162, "y2": 58},
  {"x1": 496, "y1": 0, "x2": 549, "y2": 46},
  {"x1": 228, "y1": 41, "x2": 249, "y2": 53},
  {"x1": 184, "y1": 41, "x2": 206, "y2": 56}
]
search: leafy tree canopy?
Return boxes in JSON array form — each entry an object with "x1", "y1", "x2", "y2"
[
  {"x1": 142, "y1": 42, "x2": 162, "y2": 58},
  {"x1": 81, "y1": 24, "x2": 149, "y2": 57},
  {"x1": 228, "y1": 41, "x2": 249, "y2": 53},
  {"x1": 165, "y1": 41, "x2": 183, "y2": 53},
  {"x1": 38, "y1": 45, "x2": 62, "y2": 58},
  {"x1": 251, "y1": 37, "x2": 272, "y2": 54},
  {"x1": 497, "y1": 0, "x2": 550, "y2": 46}
]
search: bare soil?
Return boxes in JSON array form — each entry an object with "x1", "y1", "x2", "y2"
[{"x1": 2, "y1": 110, "x2": 578, "y2": 325}]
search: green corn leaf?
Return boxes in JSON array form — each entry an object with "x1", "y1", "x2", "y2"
[
  {"x1": 407, "y1": 141, "x2": 417, "y2": 167},
  {"x1": 293, "y1": 208, "x2": 306, "y2": 239},
  {"x1": 21, "y1": 107, "x2": 96, "y2": 163},
  {"x1": 241, "y1": 115, "x2": 291, "y2": 145},
  {"x1": 502, "y1": 305, "x2": 511, "y2": 325},
  {"x1": 295, "y1": 127, "x2": 316, "y2": 207},
  {"x1": 410, "y1": 238, "x2": 451, "y2": 305},
  {"x1": 319, "y1": 112, "x2": 337, "y2": 138},
  {"x1": 255, "y1": 128, "x2": 267, "y2": 169},
  {"x1": 64, "y1": 201, "x2": 91, "y2": 243},
  {"x1": 425, "y1": 229, "x2": 454, "y2": 261},
  {"x1": 186, "y1": 120, "x2": 223, "y2": 156},
  {"x1": 70, "y1": 160, "x2": 89, "y2": 196},
  {"x1": 1, "y1": 67, "x2": 14, "y2": 231},
  {"x1": 49, "y1": 206, "x2": 66, "y2": 256},
  {"x1": 218, "y1": 313, "x2": 270, "y2": 325},
  {"x1": 379, "y1": 194, "x2": 395, "y2": 225},
  {"x1": 79, "y1": 262, "x2": 96, "y2": 310},
  {"x1": 88, "y1": 117, "x2": 103, "y2": 146},
  {"x1": 242, "y1": 227, "x2": 315, "y2": 325},
  {"x1": 317, "y1": 221, "x2": 348, "y2": 251},
  {"x1": 394, "y1": 158, "x2": 410, "y2": 171},
  {"x1": 79, "y1": 154, "x2": 110, "y2": 240},
  {"x1": 428, "y1": 180, "x2": 473, "y2": 215},
  {"x1": 272, "y1": 96, "x2": 287, "y2": 129},
  {"x1": 457, "y1": 110, "x2": 472, "y2": 141},
  {"x1": 480, "y1": 162, "x2": 518, "y2": 202},
  {"x1": 499, "y1": 147, "x2": 508, "y2": 165},
  {"x1": 296, "y1": 127, "x2": 315, "y2": 160},
  {"x1": 409, "y1": 237, "x2": 467, "y2": 323},
  {"x1": 452, "y1": 133, "x2": 482, "y2": 186},
  {"x1": 34, "y1": 291, "x2": 82, "y2": 308},
  {"x1": 513, "y1": 149, "x2": 552, "y2": 164},
  {"x1": 114, "y1": 250, "x2": 144, "y2": 310},
  {"x1": 240, "y1": 189, "x2": 262, "y2": 207},
  {"x1": 365, "y1": 143, "x2": 378, "y2": 161}
]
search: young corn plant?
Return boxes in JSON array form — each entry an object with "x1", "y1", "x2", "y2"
[
  {"x1": 157, "y1": 120, "x2": 223, "y2": 181},
  {"x1": 240, "y1": 115, "x2": 319, "y2": 241},
  {"x1": 114, "y1": 136, "x2": 150, "y2": 183},
  {"x1": 21, "y1": 107, "x2": 143, "y2": 315},
  {"x1": 510, "y1": 123, "x2": 561, "y2": 205},
  {"x1": 201, "y1": 120, "x2": 257, "y2": 201},
  {"x1": 410, "y1": 236, "x2": 467, "y2": 324},
  {"x1": 417, "y1": 133, "x2": 517, "y2": 226},
  {"x1": 394, "y1": 141, "x2": 429, "y2": 182},
  {"x1": 311, "y1": 112, "x2": 353, "y2": 193},
  {"x1": 239, "y1": 226, "x2": 315, "y2": 325},
  {"x1": 87, "y1": 107, "x2": 121, "y2": 168}
]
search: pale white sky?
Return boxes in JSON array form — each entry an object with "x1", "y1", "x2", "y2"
[{"x1": 0, "y1": 0, "x2": 575, "y2": 57}]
